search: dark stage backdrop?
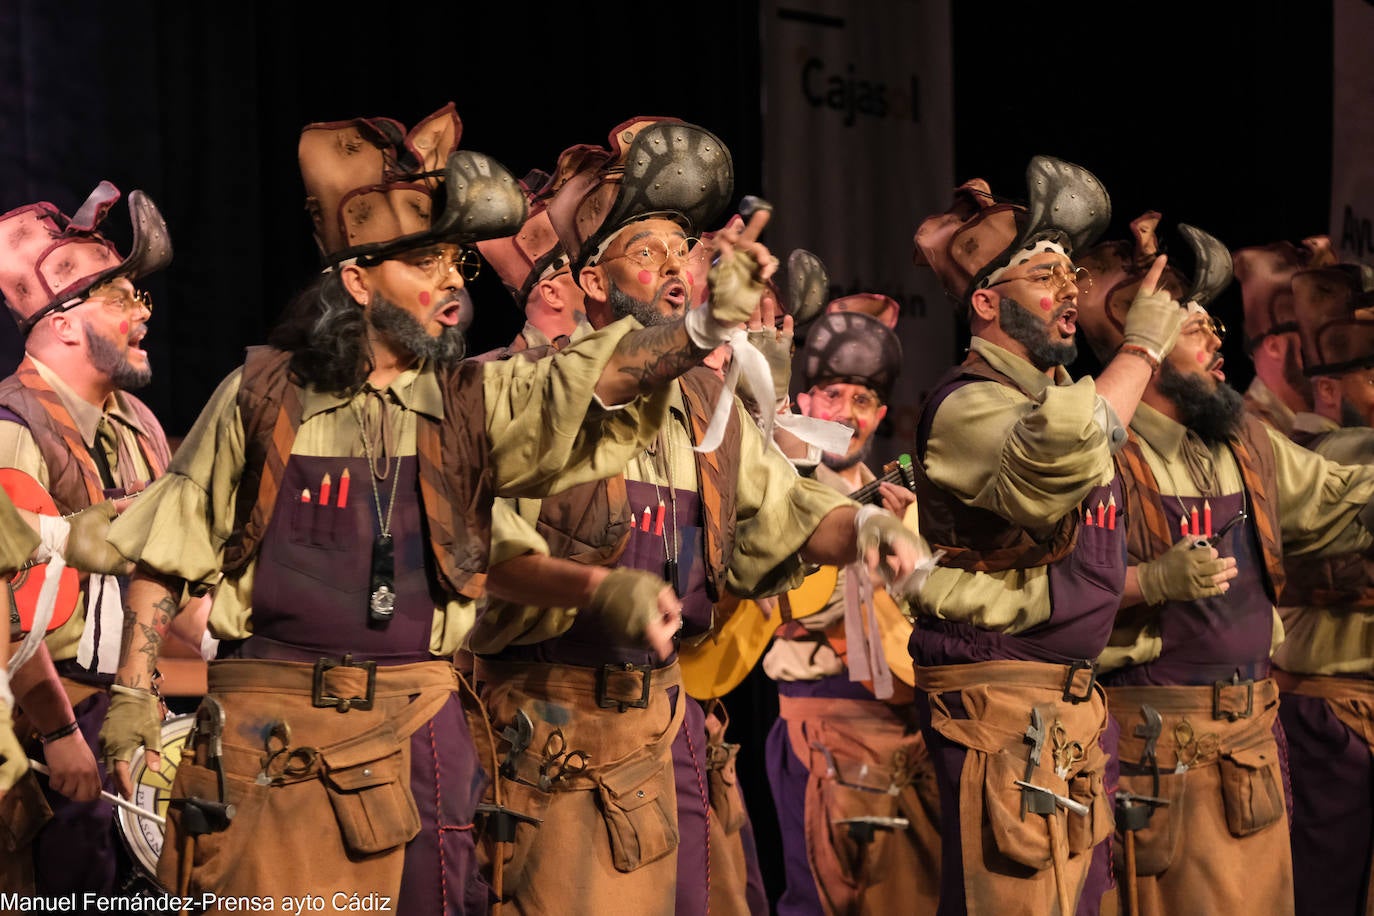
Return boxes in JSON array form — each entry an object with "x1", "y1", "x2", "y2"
[{"x1": 0, "y1": 0, "x2": 1335, "y2": 906}]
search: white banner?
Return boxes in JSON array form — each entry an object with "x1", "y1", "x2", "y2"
[
  {"x1": 1331, "y1": 0, "x2": 1374, "y2": 265},
  {"x1": 761, "y1": 0, "x2": 954, "y2": 460}
]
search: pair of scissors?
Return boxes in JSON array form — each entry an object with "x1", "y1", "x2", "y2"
[
  {"x1": 538, "y1": 728, "x2": 591, "y2": 791},
  {"x1": 1050, "y1": 720, "x2": 1085, "y2": 779}
]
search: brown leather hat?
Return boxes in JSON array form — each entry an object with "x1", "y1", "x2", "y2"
[
  {"x1": 299, "y1": 102, "x2": 527, "y2": 265},
  {"x1": 827, "y1": 292, "x2": 900, "y2": 329},
  {"x1": 547, "y1": 117, "x2": 734, "y2": 279},
  {"x1": 1232, "y1": 236, "x2": 1335, "y2": 351},
  {"x1": 799, "y1": 310, "x2": 903, "y2": 402},
  {"x1": 913, "y1": 156, "x2": 1110, "y2": 305},
  {"x1": 0, "y1": 181, "x2": 172, "y2": 335},
  {"x1": 1074, "y1": 213, "x2": 1231, "y2": 362},
  {"x1": 1293, "y1": 266, "x2": 1374, "y2": 376}
]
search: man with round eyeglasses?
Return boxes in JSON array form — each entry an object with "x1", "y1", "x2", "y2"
[
  {"x1": 908, "y1": 159, "x2": 1185, "y2": 916},
  {"x1": 0, "y1": 181, "x2": 176, "y2": 897},
  {"x1": 471, "y1": 117, "x2": 930, "y2": 916},
  {"x1": 1075, "y1": 218, "x2": 1374, "y2": 916}
]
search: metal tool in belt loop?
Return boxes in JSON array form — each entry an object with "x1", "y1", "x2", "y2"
[
  {"x1": 1118, "y1": 704, "x2": 1170, "y2": 916},
  {"x1": 1020, "y1": 708, "x2": 1047, "y2": 820},
  {"x1": 170, "y1": 696, "x2": 236, "y2": 838}
]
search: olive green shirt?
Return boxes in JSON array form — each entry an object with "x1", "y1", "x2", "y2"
[
  {"x1": 1273, "y1": 413, "x2": 1374, "y2": 676},
  {"x1": 108, "y1": 317, "x2": 673, "y2": 656},
  {"x1": 0, "y1": 356, "x2": 163, "y2": 659},
  {"x1": 469, "y1": 385, "x2": 853, "y2": 654},
  {"x1": 913, "y1": 338, "x2": 1122, "y2": 632},
  {"x1": 0, "y1": 489, "x2": 38, "y2": 575},
  {"x1": 1098, "y1": 403, "x2": 1374, "y2": 672}
]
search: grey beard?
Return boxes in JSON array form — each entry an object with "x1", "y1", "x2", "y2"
[
  {"x1": 83, "y1": 322, "x2": 151, "y2": 390},
  {"x1": 368, "y1": 293, "x2": 466, "y2": 367},
  {"x1": 999, "y1": 297, "x2": 1077, "y2": 369},
  {"x1": 1156, "y1": 360, "x2": 1245, "y2": 445},
  {"x1": 608, "y1": 280, "x2": 674, "y2": 327}
]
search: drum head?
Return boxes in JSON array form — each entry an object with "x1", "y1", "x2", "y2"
[
  {"x1": 0, "y1": 468, "x2": 78, "y2": 632},
  {"x1": 116, "y1": 713, "x2": 195, "y2": 880}
]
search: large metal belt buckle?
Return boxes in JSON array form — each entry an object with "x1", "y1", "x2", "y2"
[
  {"x1": 1061, "y1": 659, "x2": 1096, "y2": 704},
  {"x1": 595, "y1": 662, "x2": 653, "y2": 712},
  {"x1": 312, "y1": 653, "x2": 377, "y2": 712},
  {"x1": 1212, "y1": 673, "x2": 1254, "y2": 722}
]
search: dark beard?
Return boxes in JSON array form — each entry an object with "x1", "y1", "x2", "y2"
[
  {"x1": 821, "y1": 431, "x2": 873, "y2": 472},
  {"x1": 1156, "y1": 360, "x2": 1245, "y2": 445},
  {"x1": 608, "y1": 280, "x2": 673, "y2": 327},
  {"x1": 1340, "y1": 397, "x2": 1368, "y2": 429},
  {"x1": 83, "y1": 322, "x2": 151, "y2": 390},
  {"x1": 1280, "y1": 334, "x2": 1314, "y2": 403},
  {"x1": 368, "y1": 292, "x2": 465, "y2": 367},
  {"x1": 999, "y1": 297, "x2": 1077, "y2": 369}
]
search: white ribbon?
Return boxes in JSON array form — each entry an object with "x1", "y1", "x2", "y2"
[
  {"x1": 9, "y1": 515, "x2": 70, "y2": 674},
  {"x1": 773, "y1": 412, "x2": 855, "y2": 458},
  {"x1": 76, "y1": 573, "x2": 125, "y2": 675},
  {"x1": 693, "y1": 329, "x2": 780, "y2": 453}
]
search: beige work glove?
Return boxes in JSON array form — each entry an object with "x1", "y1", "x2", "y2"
[
  {"x1": 99, "y1": 685, "x2": 163, "y2": 773},
  {"x1": 1136, "y1": 538, "x2": 1229, "y2": 605},
  {"x1": 586, "y1": 567, "x2": 678, "y2": 644},
  {"x1": 63, "y1": 501, "x2": 133, "y2": 575},
  {"x1": 0, "y1": 699, "x2": 28, "y2": 797},
  {"x1": 708, "y1": 249, "x2": 767, "y2": 329},
  {"x1": 747, "y1": 325, "x2": 795, "y2": 407},
  {"x1": 1121, "y1": 285, "x2": 1185, "y2": 368},
  {"x1": 855, "y1": 506, "x2": 933, "y2": 592}
]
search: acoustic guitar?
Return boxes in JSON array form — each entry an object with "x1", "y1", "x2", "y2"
[
  {"x1": 2, "y1": 467, "x2": 79, "y2": 634},
  {"x1": 679, "y1": 455, "x2": 917, "y2": 700}
]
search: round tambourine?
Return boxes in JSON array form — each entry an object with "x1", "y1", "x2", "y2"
[{"x1": 116, "y1": 714, "x2": 195, "y2": 881}]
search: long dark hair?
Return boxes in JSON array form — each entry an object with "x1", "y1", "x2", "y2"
[{"x1": 268, "y1": 270, "x2": 372, "y2": 394}]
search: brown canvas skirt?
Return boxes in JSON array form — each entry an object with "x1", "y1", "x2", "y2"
[
  {"x1": 778, "y1": 692, "x2": 941, "y2": 916},
  {"x1": 156, "y1": 659, "x2": 458, "y2": 910},
  {"x1": 917, "y1": 660, "x2": 1114, "y2": 916},
  {"x1": 474, "y1": 657, "x2": 686, "y2": 916},
  {"x1": 1107, "y1": 679, "x2": 1291, "y2": 916}
]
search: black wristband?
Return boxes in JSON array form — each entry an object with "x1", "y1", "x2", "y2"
[{"x1": 41, "y1": 720, "x2": 80, "y2": 743}]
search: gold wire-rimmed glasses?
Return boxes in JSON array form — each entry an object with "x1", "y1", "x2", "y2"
[
  {"x1": 601, "y1": 235, "x2": 700, "y2": 271},
  {"x1": 988, "y1": 263, "x2": 1093, "y2": 293}
]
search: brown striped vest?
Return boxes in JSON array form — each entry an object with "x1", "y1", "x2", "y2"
[
  {"x1": 1115, "y1": 413, "x2": 1286, "y2": 603},
  {"x1": 0, "y1": 356, "x2": 170, "y2": 514},
  {"x1": 222, "y1": 346, "x2": 493, "y2": 599},
  {"x1": 531, "y1": 367, "x2": 740, "y2": 600}
]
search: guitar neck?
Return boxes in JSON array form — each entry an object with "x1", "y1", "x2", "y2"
[{"x1": 849, "y1": 455, "x2": 915, "y2": 506}]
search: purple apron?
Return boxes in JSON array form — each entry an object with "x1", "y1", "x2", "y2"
[{"x1": 240, "y1": 454, "x2": 489, "y2": 915}]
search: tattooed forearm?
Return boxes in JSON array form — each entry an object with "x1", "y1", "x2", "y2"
[
  {"x1": 113, "y1": 571, "x2": 184, "y2": 691},
  {"x1": 136, "y1": 622, "x2": 162, "y2": 681},
  {"x1": 599, "y1": 320, "x2": 709, "y2": 402}
]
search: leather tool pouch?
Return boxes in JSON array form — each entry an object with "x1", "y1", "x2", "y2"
[
  {"x1": 1218, "y1": 743, "x2": 1284, "y2": 837},
  {"x1": 596, "y1": 753, "x2": 678, "y2": 873},
  {"x1": 982, "y1": 750, "x2": 1055, "y2": 870},
  {"x1": 1065, "y1": 741, "x2": 1113, "y2": 854},
  {"x1": 321, "y1": 726, "x2": 420, "y2": 855},
  {"x1": 1116, "y1": 770, "x2": 1186, "y2": 876},
  {"x1": 0, "y1": 770, "x2": 53, "y2": 851}
]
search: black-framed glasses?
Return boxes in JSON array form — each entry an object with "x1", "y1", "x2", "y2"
[
  {"x1": 987, "y1": 264, "x2": 1093, "y2": 293},
  {"x1": 600, "y1": 235, "x2": 699, "y2": 271}
]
